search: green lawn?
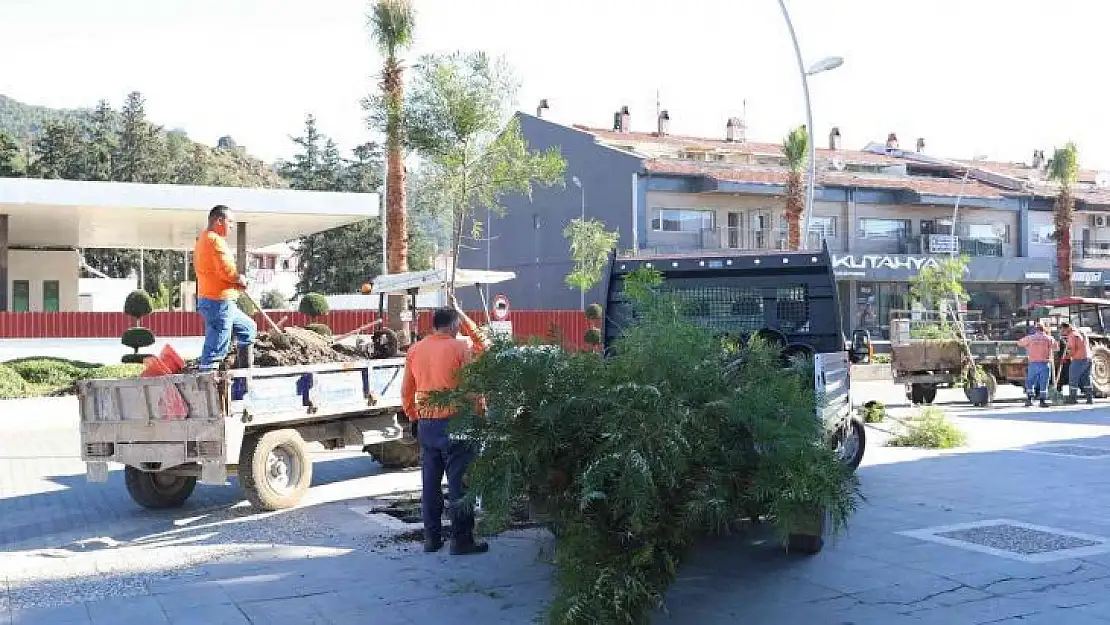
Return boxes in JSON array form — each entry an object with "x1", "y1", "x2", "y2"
[{"x1": 0, "y1": 357, "x2": 142, "y2": 399}]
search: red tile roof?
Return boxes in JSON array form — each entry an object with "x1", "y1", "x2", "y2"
[{"x1": 644, "y1": 159, "x2": 1008, "y2": 199}]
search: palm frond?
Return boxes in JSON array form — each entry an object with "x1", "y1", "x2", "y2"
[
  {"x1": 368, "y1": 0, "x2": 415, "y2": 61},
  {"x1": 782, "y1": 125, "x2": 809, "y2": 172},
  {"x1": 1048, "y1": 141, "x2": 1079, "y2": 188}
]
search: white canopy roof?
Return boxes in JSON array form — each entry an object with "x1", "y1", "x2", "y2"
[
  {"x1": 371, "y1": 268, "x2": 517, "y2": 294},
  {"x1": 0, "y1": 178, "x2": 376, "y2": 250}
]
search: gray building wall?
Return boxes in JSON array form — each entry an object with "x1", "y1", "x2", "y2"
[{"x1": 457, "y1": 113, "x2": 643, "y2": 311}]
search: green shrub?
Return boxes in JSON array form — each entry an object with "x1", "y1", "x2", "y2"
[
  {"x1": 428, "y1": 286, "x2": 860, "y2": 624},
  {"x1": 888, "y1": 407, "x2": 967, "y2": 449},
  {"x1": 872, "y1": 353, "x2": 891, "y2": 364},
  {"x1": 260, "y1": 289, "x2": 287, "y2": 310},
  {"x1": 8, "y1": 359, "x2": 84, "y2": 386},
  {"x1": 305, "y1": 323, "x2": 332, "y2": 336},
  {"x1": 298, "y1": 292, "x2": 329, "y2": 318},
  {"x1": 859, "y1": 400, "x2": 886, "y2": 424},
  {"x1": 124, "y1": 290, "x2": 154, "y2": 322},
  {"x1": 584, "y1": 303, "x2": 603, "y2": 320},
  {"x1": 3, "y1": 356, "x2": 99, "y2": 368},
  {"x1": 121, "y1": 328, "x2": 156, "y2": 353},
  {"x1": 121, "y1": 353, "x2": 149, "y2": 365},
  {"x1": 78, "y1": 364, "x2": 143, "y2": 380},
  {"x1": 0, "y1": 366, "x2": 30, "y2": 399},
  {"x1": 583, "y1": 327, "x2": 602, "y2": 345}
]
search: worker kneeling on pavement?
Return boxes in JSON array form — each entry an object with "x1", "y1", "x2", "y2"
[
  {"x1": 193, "y1": 205, "x2": 257, "y2": 371},
  {"x1": 1018, "y1": 323, "x2": 1056, "y2": 408},
  {"x1": 1061, "y1": 321, "x2": 1094, "y2": 405},
  {"x1": 401, "y1": 297, "x2": 489, "y2": 555}
]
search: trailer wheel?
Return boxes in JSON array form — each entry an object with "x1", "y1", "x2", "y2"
[
  {"x1": 1091, "y1": 345, "x2": 1110, "y2": 398},
  {"x1": 239, "y1": 429, "x2": 313, "y2": 511},
  {"x1": 124, "y1": 467, "x2": 197, "y2": 510},
  {"x1": 365, "y1": 435, "x2": 421, "y2": 469}
]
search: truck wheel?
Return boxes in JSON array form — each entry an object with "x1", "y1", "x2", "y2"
[
  {"x1": 832, "y1": 418, "x2": 866, "y2": 471},
  {"x1": 1091, "y1": 346, "x2": 1110, "y2": 398},
  {"x1": 239, "y1": 429, "x2": 313, "y2": 511},
  {"x1": 124, "y1": 466, "x2": 197, "y2": 509},
  {"x1": 909, "y1": 384, "x2": 925, "y2": 405},
  {"x1": 365, "y1": 435, "x2": 421, "y2": 469},
  {"x1": 920, "y1": 384, "x2": 938, "y2": 405}
]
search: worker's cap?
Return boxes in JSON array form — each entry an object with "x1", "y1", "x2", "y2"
[{"x1": 1060, "y1": 321, "x2": 1072, "y2": 329}]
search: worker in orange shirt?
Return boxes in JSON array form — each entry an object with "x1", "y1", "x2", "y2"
[
  {"x1": 401, "y1": 295, "x2": 490, "y2": 555},
  {"x1": 1061, "y1": 321, "x2": 1094, "y2": 405},
  {"x1": 1018, "y1": 323, "x2": 1056, "y2": 408},
  {"x1": 193, "y1": 205, "x2": 256, "y2": 371}
]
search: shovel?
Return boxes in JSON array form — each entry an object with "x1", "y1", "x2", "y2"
[{"x1": 240, "y1": 290, "x2": 291, "y2": 349}]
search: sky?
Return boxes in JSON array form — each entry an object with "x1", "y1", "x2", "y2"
[{"x1": 2, "y1": 0, "x2": 1108, "y2": 168}]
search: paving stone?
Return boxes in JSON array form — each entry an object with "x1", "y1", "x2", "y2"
[
  {"x1": 153, "y1": 585, "x2": 235, "y2": 612},
  {"x1": 85, "y1": 595, "x2": 168, "y2": 625},
  {"x1": 10, "y1": 602, "x2": 91, "y2": 625},
  {"x1": 237, "y1": 596, "x2": 330, "y2": 624},
  {"x1": 906, "y1": 595, "x2": 1042, "y2": 624},
  {"x1": 164, "y1": 603, "x2": 250, "y2": 625}
]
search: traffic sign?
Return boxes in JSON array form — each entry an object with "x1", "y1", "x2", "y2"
[{"x1": 492, "y1": 294, "x2": 510, "y2": 320}]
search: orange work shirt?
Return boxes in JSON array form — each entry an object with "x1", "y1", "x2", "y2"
[
  {"x1": 401, "y1": 317, "x2": 487, "y2": 420},
  {"x1": 1018, "y1": 332, "x2": 1057, "y2": 363},
  {"x1": 193, "y1": 229, "x2": 240, "y2": 301},
  {"x1": 1067, "y1": 331, "x2": 1091, "y2": 360}
]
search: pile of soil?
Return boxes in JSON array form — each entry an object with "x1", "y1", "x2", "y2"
[{"x1": 251, "y1": 327, "x2": 364, "y2": 367}]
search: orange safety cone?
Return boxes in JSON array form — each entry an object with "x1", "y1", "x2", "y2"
[{"x1": 159, "y1": 344, "x2": 185, "y2": 374}]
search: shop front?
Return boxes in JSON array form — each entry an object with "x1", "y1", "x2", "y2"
[
  {"x1": 831, "y1": 254, "x2": 1055, "y2": 340},
  {"x1": 1072, "y1": 269, "x2": 1110, "y2": 300}
]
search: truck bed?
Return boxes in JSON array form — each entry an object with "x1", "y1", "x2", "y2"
[{"x1": 79, "y1": 358, "x2": 406, "y2": 484}]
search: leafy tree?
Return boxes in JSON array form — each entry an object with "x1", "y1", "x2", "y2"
[
  {"x1": 0, "y1": 131, "x2": 24, "y2": 177},
  {"x1": 344, "y1": 141, "x2": 385, "y2": 192},
  {"x1": 909, "y1": 255, "x2": 969, "y2": 310},
  {"x1": 260, "y1": 289, "x2": 288, "y2": 309},
  {"x1": 782, "y1": 125, "x2": 808, "y2": 250},
  {"x1": 298, "y1": 292, "x2": 329, "y2": 318},
  {"x1": 564, "y1": 218, "x2": 619, "y2": 293},
  {"x1": 404, "y1": 51, "x2": 566, "y2": 292},
  {"x1": 1049, "y1": 142, "x2": 1080, "y2": 296},
  {"x1": 29, "y1": 120, "x2": 86, "y2": 179}
]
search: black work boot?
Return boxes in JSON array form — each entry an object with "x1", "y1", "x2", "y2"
[
  {"x1": 450, "y1": 537, "x2": 489, "y2": 556},
  {"x1": 1024, "y1": 396, "x2": 1033, "y2": 407},
  {"x1": 1067, "y1": 391, "x2": 1079, "y2": 405},
  {"x1": 1039, "y1": 398, "x2": 1050, "y2": 408},
  {"x1": 423, "y1": 530, "x2": 443, "y2": 553},
  {"x1": 235, "y1": 343, "x2": 254, "y2": 369}
]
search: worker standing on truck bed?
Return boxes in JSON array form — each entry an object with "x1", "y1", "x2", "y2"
[
  {"x1": 1061, "y1": 322, "x2": 1094, "y2": 405},
  {"x1": 193, "y1": 205, "x2": 256, "y2": 371},
  {"x1": 1018, "y1": 323, "x2": 1056, "y2": 408},
  {"x1": 402, "y1": 295, "x2": 490, "y2": 555}
]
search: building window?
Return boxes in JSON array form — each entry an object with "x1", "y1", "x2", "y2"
[
  {"x1": 43, "y1": 280, "x2": 60, "y2": 312},
  {"x1": 12, "y1": 280, "x2": 29, "y2": 312},
  {"x1": 965, "y1": 223, "x2": 1009, "y2": 243},
  {"x1": 282, "y1": 259, "x2": 291, "y2": 271},
  {"x1": 857, "y1": 218, "x2": 910, "y2": 240},
  {"x1": 809, "y1": 216, "x2": 837, "y2": 238},
  {"x1": 1031, "y1": 224, "x2": 1055, "y2": 245},
  {"x1": 651, "y1": 209, "x2": 715, "y2": 233}
]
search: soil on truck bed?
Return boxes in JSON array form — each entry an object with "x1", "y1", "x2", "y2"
[{"x1": 251, "y1": 327, "x2": 363, "y2": 367}]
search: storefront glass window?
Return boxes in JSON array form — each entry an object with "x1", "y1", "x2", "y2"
[
  {"x1": 966, "y1": 285, "x2": 1019, "y2": 321},
  {"x1": 855, "y1": 282, "x2": 908, "y2": 339}
]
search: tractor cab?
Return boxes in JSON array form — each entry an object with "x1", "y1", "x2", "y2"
[{"x1": 1022, "y1": 296, "x2": 1110, "y2": 397}]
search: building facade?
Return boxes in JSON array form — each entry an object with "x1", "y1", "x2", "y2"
[{"x1": 460, "y1": 108, "x2": 1110, "y2": 339}]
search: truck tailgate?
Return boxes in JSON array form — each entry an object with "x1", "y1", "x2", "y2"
[{"x1": 78, "y1": 374, "x2": 227, "y2": 483}]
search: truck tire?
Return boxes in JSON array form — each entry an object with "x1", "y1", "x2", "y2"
[
  {"x1": 366, "y1": 435, "x2": 421, "y2": 469},
  {"x1": 920, "y1": 384, "x2": 938, "y2": 405},
  {"x1": 124, "y1": 466, "x2": 197, "y2": 509},
  {"x1": 239, "y1": 429, "x2": 313, "y2": 511},
  {"x1": 1091, "y1": 345, "x2": 1110, "y2": 398},
  {"x1": 832, "y1": 418, "x2": 866, "y2": 471}
]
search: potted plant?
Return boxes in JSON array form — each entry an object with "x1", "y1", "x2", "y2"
[{"x1": 965, "y1": 364, "x2": 991, "y2": 407}]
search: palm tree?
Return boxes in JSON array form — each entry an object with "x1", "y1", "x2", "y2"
[
  {"x1": 369, "y1": 0, "x2": 414, "y2": 337},
  {"x1": 370, "y1": 0, "x2": 415, "y2": 275},
  {"x1": 1048, "y1": 142, "x2": 1079, "y2": 296},
  {"x1": 782, "y1": 125, "x2": 809, "y2": 250}
]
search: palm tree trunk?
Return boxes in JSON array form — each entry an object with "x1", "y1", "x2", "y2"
[
  {"x1": 384, "y1": 71, "x2": 409, "y2": 344},
  {"x1": 1055, "y1": 189, "x2": 1074, "y2": 297}
]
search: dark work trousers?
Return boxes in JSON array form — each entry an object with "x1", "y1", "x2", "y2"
[{"x1": 418, "y1": 417, "x2": 477, "y2": 542}]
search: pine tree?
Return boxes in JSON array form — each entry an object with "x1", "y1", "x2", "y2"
[
  {"x1": 0, "y1": 131, "x2": 25, "y2": 177},
  {"x1": 29, "y1": 120, "x2": 86, "y2": 179},
  {"x1": 84, "y1": 99, "x2": 117, "y2": 181},
  {"x1": 114, "y1": 91, "x2": 164, "y2": 182},
  {"x1": 278, "y1": 114, "x2": 327, "y2": 190}
]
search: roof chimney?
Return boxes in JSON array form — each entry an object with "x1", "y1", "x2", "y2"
[
  {"x1": 613, "y1": 111, "x2": 621, "y2": 131},
  {"x1": 619, "y1": 105, "x2": 631, "y2": 133},
  {"x1": 915, "y1": 137, "x2": 925, "y2": 153},
  {"x1": 828, "y1": 127, "x2": 842, "y2": 151},
  {"x1": 726, "y1": 117, "x2": 746, "y2": 143},
  {"x1": 1032, "y1": 149, "x2": 1046, "y2": 169},
  {"x1": 536, "y1": 99, "x2": 550, "y2": 118},
  {"x1": 885, "y1": 132, "x2": 899, "y2": 151},
  {"x1": 656, "y1": 109, "x2": 670, "y2": 136}
]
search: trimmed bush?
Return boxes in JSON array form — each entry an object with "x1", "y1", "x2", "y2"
[
  {"x1": 121, "y1": 328, "x2": 156, "y2": 353},
  {"x1": 260, "y1": 289, "x2": 287, "y2": 310},
  {"x1": 584, "y1": 303, "x2": 603, "y2": 320},
  {"x1": 859, "y1": 400, "x2": 885, "y2": 424},
  {"x1": 305, "y1": 323, "x2": 332, "y2": 337},
  {"x1": 583, "y1": 327, "x2": 602, "y2": 345},
  {"x1": 121, "y1": 353, "x2": 149, "y2": 365},
  {"x1": 0, "y1": 366, "x2": 30, "y2": 399},
  {"x1": 889, "y1": 407, "x2": 967, "y2": 449},
  {"x1": 8, "y1": 359, "x2": 83, "y2": 386},
  {"x1": 299, "y1": 292, "x2": 329, "y2": 318},
  {"x1": 124, "y1": 290, "x2": 154, "y2": 322}
]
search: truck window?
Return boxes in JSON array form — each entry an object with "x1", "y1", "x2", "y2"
[{"x1": 1078, "y1": 305, "x2": 1101, "y2": 332}]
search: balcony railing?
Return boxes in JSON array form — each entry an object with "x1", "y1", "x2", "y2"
[
  {"x1": 1075, "y1": 241, "x2": 1110, "y2": 259},
  {"x1": 903, "y1": 235, "x2": 1004, "y2": 257}
]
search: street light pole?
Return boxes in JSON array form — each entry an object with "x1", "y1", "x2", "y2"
[
  {"x1": 949, "y1": 155, "x2": 988, "y2": 256},
  {"x1": 572, "y1": 176, "x2": 586, "y2": 310},
  {"x1": 778, "y1": 0, "x2": 843, "y2": 249}
]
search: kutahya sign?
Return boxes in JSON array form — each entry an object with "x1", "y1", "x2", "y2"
[{"x1": 830, "y1": 254, "x2": 1055, "y2": 284}]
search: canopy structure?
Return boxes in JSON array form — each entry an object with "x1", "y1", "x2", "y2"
[{"x1": 371, "y1": 268, "x2": 517, "y2": 295}]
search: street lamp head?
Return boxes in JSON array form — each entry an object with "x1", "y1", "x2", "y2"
[
  {"x1": 572, "y1": 176, "x2": 582, "y2": 188},
  {"x1": 806, "y1": 56, "x2": 844, "y2": 76}
]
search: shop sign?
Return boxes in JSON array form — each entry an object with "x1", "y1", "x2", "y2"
[
  {"x1": 1024, "y1": 272, "x2": 1051, "y2": 280},
  {"x1": 1075, "y1": 271, "x2": 1103, "y2": 284},
  {"x1": 832, "y1": 255, "x2": 947, "y2": 272}
]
